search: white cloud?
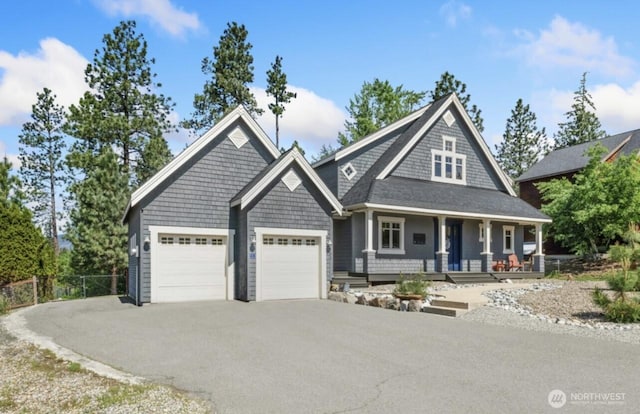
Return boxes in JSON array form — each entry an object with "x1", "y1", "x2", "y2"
[
  {"x1": 0, "y1": 140, "x2": 20, "y2": 169},
  {"x1": 93, "y1": 0, "x2": 202, "y2": 37},
  {"x1": 439, "y1": 1, "x2": 472, "y2": 28},
  {"x1": 0, "y1": 38, "x2": 88, "y2": 126},
  {"x1": 534, "y1": 81, "x2": 640, "y2": 139},
  {"x1": 252, "y1": 86, "x2": 346, "y2": 154},
  {"x1": 515, "y1": 16, "x2": 634, "y2": 77}
]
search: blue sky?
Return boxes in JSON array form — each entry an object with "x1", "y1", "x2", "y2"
[{"x1": 1, "y1": 0, "x2": 640, "y2": 164}]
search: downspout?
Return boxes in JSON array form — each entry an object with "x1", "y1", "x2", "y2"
[{"x1": 138, "y1": 208, "x2": 143, "y2": 306}]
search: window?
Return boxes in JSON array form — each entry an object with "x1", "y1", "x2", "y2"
[
  {"x1": 195, "y1": 237, "x2": 207, "y2": 245},
  {"x1": 431, "y1": 136, "x2": 466, "y2": 184},
  {"x1": 341, "y1": 162, "x2": 357, "y2": 180},
  {"x1": 263, "y1": 237, "x2": 274, "y2": 245},
  {"x1": 292, "y1": 239, "x2": 303, "y2": 246},
  {"x1": 211, "y1": 238, "x2": 224, "y2": 246},
  {"x1": 160, "y1": 236, "x2": 174, "y2": 245},
  {"x1": 305, "y1": 239, "x2": 316, "y2": 246},
  {"x1": 178, "y1": 237, "x2": 191, "y2": 245},
  {"x1": 503, "y1": 226, "x2": 515, "y2": 254},
  {"x1": 377, "y1": 216, "x2": 405, "y2": 254},
  {"x1": 277, "y1": 238, "x2": 289, "y2": 246},
  {"x1": 479, "y1": 223, "x2": 492, "y2": 242}
]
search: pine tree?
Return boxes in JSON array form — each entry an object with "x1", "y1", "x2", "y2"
[
  {"x1": 66, "y1": 147, "x2": 129, "y2": 294},
  {"x1": 266, "y1": 55, "x2": 297, "y2": 148},
  {"x1": 182, "y1": 22, "x2": 262, "y2": 134},
  {"x1": 18, "y1": 88, "x2": 66, "y2": 254},
  {"x1": 430, "y1": 71, "x2": 484, "y2": 132},
  {"x1": 135, "y1": 134, "x2": 173, "y2": 185},
  {"x1": 554, "y1": 72, "x2": 606, "y2": 150},
  {"x1": 338, "y1": 78, "x2": 425, "y2": 146},
  {"x1": 495, "y1": 99, "x2": 550, "y2": 181},
  {"x1": 0, "y1": 157, "x2": 23, "y2": 206},
  {"x1": 65, "y1": 20, "x2": 174, "y2": 183}
]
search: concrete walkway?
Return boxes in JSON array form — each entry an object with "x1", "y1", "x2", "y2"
[{"x1": 435, "y1": 283, "x2": 533, "y2": 309}]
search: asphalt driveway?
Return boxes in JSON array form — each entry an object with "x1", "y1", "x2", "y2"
[{"x1": 14, "y1": 297, "x2": 639, "y2": 413}]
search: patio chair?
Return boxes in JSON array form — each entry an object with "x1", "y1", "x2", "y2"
[{"x1": 507, "y1": 254, "x2": 524, "y2": 271}]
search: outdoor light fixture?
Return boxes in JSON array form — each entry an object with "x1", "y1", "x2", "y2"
[
  {"x1": 250, "y1": 233, "x2": 256, "y2": 244},
  {"x1": 327, "y1": 238, "x2": 333, "y2": 253},
  {"x1": 144, "y1": 235, "x2": 151, "y2": 245},
  {"x1": 249, "y1": 232, "x2": 256, "y2": 252}
]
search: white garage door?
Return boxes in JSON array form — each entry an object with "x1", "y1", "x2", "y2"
[
  {"x1": 154, "y1": 234, "x2": 227, "y2": 302},
  {"x1": 260, "y1": 236, "x2": 321, "y2": 300}
]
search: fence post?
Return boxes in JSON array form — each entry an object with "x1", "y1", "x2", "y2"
[
  {"x1": 33, "y1": 276, "x2": 38, "y2": 305},
  {"x1": 82, "y1": 276, "x2": 86, "y2": 299}
]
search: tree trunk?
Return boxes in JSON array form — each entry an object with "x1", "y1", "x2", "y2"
[
  {"x1": 275, "y1": 114, "x2": 280, "y2": 149},
  {"x1": 111, "y1": 265, "x2": 118, "y2": 295},
  {"x1": 50, "y1": 166, "x2": 59, "y2": 256}
]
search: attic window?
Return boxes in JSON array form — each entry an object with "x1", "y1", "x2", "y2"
[
  {"x1": 443, "y1": 110, "x2": 455, "y2": 127},
  {"x1": 341, "y1": 162, "x2": 357, "y2": 180},
  {"x1": 282, "y1": 169, "x2": 302, "y2": 191},
  {"x1": 431, "y1": 136, "x2": 466, "y2": 185},
  {"x1": 228, "y1": 126, "x2": 248, "y2": 148}
]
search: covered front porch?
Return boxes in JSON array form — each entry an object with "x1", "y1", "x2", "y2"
[{"x1": 335, "y1": 205, "x2": 549, "y2": 284}]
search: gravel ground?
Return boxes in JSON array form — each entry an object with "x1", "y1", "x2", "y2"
[
  {"x1": 0, "y1": 323, "x2": 211, "y2": 414},
  {"x1": 462, "y1": 280, "x2": 640, "y2": 345}
]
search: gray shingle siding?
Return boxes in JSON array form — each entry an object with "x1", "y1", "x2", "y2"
[
  {"x1": 127, "y1": 205, "x2": 140, "y2": 302},
  {"x1": 333, "y1": 218, "x2": 351, "y2": 271},
  {"x1": 391, "y1": 109, "x2": 505, "y2": 191},
  {"x1": 337, "y1": 130, "x2": 403, "y2": 198},
  {"x1": 314, "y1": 161, "x2": 337, "y2": 196},
  {"x1": 136, "y1": 123, "x2": 274, "y2": 302},
  {"x1": 244, "y1": 165, "x2": 333, "y2": 301}
]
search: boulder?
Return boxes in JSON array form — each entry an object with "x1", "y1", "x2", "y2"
[
  {"x1": 408, "y1": 300, "x2": 422, "y2": 312},
  {"x1": 345, "y1": 294, "x2": 357, "y2": 305},
  {"x1": 356, "y1": 295, "x2": 368, "y2": 305},
  {"x1": 386, "y1": 298, "x2": 400, "y2": 311},
  {"x1": 400, "y1": 300, "x2": 409, "y2": 312},
  {"x1": 368, "y1": 296, "x2": 387, "y2": 308},
  {"x1": 328, "y1": 292, "x2": 345, "y2": 303}
]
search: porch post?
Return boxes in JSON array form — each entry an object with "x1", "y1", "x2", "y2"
[
  {"x1": 436, "y1": 215, "x2": 448, "y2": 272},
  {"x1": 533, "y1": 223, "x2": 545, "y2": 272},
  {"x1": 362, "y1": 209, "x2": 375, "y2": 273},
  {"x1": 481, "y1": 219, "x2": 493, "y2": 272}
]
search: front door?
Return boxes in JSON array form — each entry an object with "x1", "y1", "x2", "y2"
[{"x1": 447, "y1": 222, "x2": 462, "y2": 271}]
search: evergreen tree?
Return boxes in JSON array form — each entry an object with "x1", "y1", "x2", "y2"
[
  {"x1": 311, "y1": 143, "x2": 338, "y2": 163},
  {"x1": 183, "y1": 22, "x2": 262, "y2": 134},
  {"x1": 18, "y1": 88, "x2": 66, "y2": 254},
  {"x1": 135, "y1": 134, "x2": 173, "y2": 184},
  {"x1": 0, "y1": 158, "x2": 55, "y2": 285},
  {"x1": 429, "y1": 71, "x2": 484, "y2": 132},
  {"x1": 338, "y1": 78, "x2": 425, "y2": 146},
  {"x1": 266, "y1": 55, "x2": 297, "y2": 148},
  {"x1": 65, "y1": 20, "x2": 174, "y2": 183},
  {"x1": 495, "y1": 98, "x2": 550, "y2": 181},
  {"x1": 553, "y1": 72, "x2": 606, "y2": 149},
  {"x1": 66, "y1": 147, "x2": 129, "y2": 294}
]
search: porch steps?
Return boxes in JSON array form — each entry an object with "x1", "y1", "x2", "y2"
[
  {"x1": 332, "y1": 272, "x2": 369, "y2": 289},
  {"x1": 423, "y1": 306, "x2": 468, "y2": 317},
  {"x1": 446, "y1": 272, "x2": 499, "y2": 284}
]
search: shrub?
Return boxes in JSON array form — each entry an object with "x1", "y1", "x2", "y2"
[
  {"x1": 393, "y1": 272, "x2": 430, "y2": 298},
  {"x1": 0, "y1": 294, "x2": 8, "y2": 315}
]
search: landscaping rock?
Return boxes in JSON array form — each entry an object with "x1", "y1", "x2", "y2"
[
  {"x1": 356, "y1": 295, "x2": 368, "y2": 305},
  {"x1": 345, "y1": 294, "x2": 357, "y2": 305},
  {"x1": 400, "y1": 300, "x2": 409, "y2": 312},
  {"x1": 386, "y1": 298, "x2": 400, "y2": 311},
  {"x1": 328, "y1": 292, "x2": 345, "y2": 303},
  {"x1": 408, "y1": 300, "x2": 422, "y2": 312},
  {"x1": 368, "y1": 296, "x2": 386, "y2": 308}
]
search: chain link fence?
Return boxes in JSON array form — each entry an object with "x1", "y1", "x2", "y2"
[
  {"x1": 54, "y1": 275, "x2": 127, "y2": 300},
  {"x1": 1, "y1": 277, "x2": 38, "y2": 311}
]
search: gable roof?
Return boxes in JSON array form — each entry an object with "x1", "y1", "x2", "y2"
[
  {"x1": 516, "y1": 129, "x2": 640, "y2": 182},
  {"x1": 341, "y1": 93, "x2": 515, "y2": 208},
  {"x1": 230, "y1": 148, "x2": 343, "y2": 214},
  {"x1": 123, "y1": 106, "x2": 281, "y2": 222},
  {"x1": 311, "y1": 103, "x2": 433, "y2": 168}
]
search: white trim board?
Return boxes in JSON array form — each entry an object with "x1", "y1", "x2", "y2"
[
  {"x1": 347, "y1": 203, "x2": 551, "y2": 224},
  {"x1": 148, "y1": 226, "x2": 236, "y2": 302},
  {"x1": 123, "y1": 106, "x2": 280, "y2": 222},
  {"x1": 254, "y1": 227, "x2": 327, "y2": 302}
]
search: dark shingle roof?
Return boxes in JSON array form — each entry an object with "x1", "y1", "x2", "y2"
[
  {"x1": 366, "y1": 176, "x2": 549, "y2": 221},
  {"x1": 517, "y1": 129, "x2": 640, "y2": 182}
]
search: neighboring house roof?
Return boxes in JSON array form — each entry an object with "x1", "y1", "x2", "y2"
[
  {"x1": 516, "y1": 129, "x2": 640, "y2": 182},
  {"x1": 123, "y1": 106, "x2": 281, "y2": 222},
  {"x1": 352, "y1": 176, "x2": 550, "y2": 223},
  {"x1": 341, "y1": 93, "x2": 518, "y2": 207},
  {"x1": 230, "y1": 148, "x2": 343, "y2": 214}
]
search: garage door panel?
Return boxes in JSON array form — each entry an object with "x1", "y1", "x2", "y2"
[
  {"x1": 154, "y1": 234, "x2": 227, "y2": 302},
  {"x1": 260, "y1": 237, "x2": 320, "y2": 300}
]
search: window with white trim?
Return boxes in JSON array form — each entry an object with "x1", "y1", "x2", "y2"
[
  {"x1": 263, "y1": 237, "x2": 274, "y2": 245},
  {"x1": 431, "y1": 136, "x2": 466, "y2": 184},
  {"x1": 195, "y1": 237, "x2": 207, "y2": 245},
  {"x1": 503, "y1": 225, "x2": 515, "y2": 254},
  {"x1": 211, "y1": 238, "x2": 224, "y2": 245},
  {"x1": 478, "y1": 223, "x2": 492, "y2": 242},
  {"x1": 377, "y1": 216, "x2": 405, "y2": 254},
  {"x1": 160, "y1": 236, "x2": 174, "y2": 245},
  {"x1": 305, "y1": 239, "x2": 316, "y2": 246},
  {"x1": 341, "y1": 162, "x2": 357, "y2": 180},
  {"x1": 277, "y1": 238, "x2": 289, "y2": 246},
  {"x1": 292, "y1": 239, "x2": 303, "y2": 246},
  {"x1": 178, "y1": 237, "x2": 191, "y2": 245}
]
